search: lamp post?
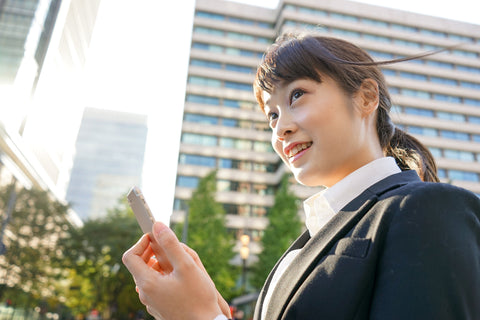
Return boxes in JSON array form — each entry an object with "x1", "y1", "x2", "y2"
[{"x1": 240, "y1": 234, "x2": 250, "y2": 292}]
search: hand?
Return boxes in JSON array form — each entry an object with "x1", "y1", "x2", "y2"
[{"x1": 122, "y1": 222, "x2": 225, "y2": 320}]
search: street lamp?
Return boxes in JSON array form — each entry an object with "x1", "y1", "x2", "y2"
[{"x1": 240, "y1": 234, "x2": 250, "y2": 292}]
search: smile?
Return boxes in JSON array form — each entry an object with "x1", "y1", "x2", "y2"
[{"x1": 287, "y1": 142, "x2": 312, "y2": 159}]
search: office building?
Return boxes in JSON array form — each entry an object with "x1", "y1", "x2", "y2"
[
  {"x1": 172, "y1": 0, "x2": 480, "y2": 254},
  {"x1": 65, "y1": 108, "x2": 148, "y2": 220}
]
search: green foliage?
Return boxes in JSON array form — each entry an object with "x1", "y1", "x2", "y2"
[
  {"x1": 181, "y1": 170, "x2": 239, "y2": 301},
  {"x1": 0, "y1": 184, "x2": 72, "y2": 309},
  {"x1": 61, "y1": 197, "x2": 151, "y2": 319},
  {"x1": 251, "y1": 174, "x2": 302, "y2": 289}
]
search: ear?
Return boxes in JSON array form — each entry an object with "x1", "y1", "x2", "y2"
[{"x1": 354, "y1": 78, "x2": 379, "y2": 118}]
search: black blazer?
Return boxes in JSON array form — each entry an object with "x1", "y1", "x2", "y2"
[{"x1": 254, "y1": 170, "x2": 480, "y2": 320}]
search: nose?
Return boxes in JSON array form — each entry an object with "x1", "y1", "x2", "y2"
[{"x1": 274, "y1": 112, "x2": 296, "y2": 141}]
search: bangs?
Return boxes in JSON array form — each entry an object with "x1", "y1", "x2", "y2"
[{"x1": 255, "y1": 36, "x2": 325, "y2": 94}]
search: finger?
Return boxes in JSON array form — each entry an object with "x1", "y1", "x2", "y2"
[
  {"x1": 150, "y1": 237, "x2": 173, "y2": 273},
  {"x1": 141, "y1": 243, "x2": 154, "y2": 263},
  {"x1": 122, "y1": 234, "x2": 153, "y2": 277},
  {"x1": 152, "y1": 222, "x2": 192, "y2": 272},
  {"x1": 181, "y1": 243, "x2": 206, "y2": 273}
]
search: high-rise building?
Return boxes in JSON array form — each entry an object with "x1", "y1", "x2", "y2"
[
  {"x1": 65, "y1": 108, "x2": 148, "y2": 221},
  {"x1": 172, "y1": 0, "x2": 480, "y2": 254}
]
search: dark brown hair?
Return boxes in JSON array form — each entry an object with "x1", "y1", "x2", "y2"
[{"x1": 254, "y1": 32, "x2": 439, "y2": 182}]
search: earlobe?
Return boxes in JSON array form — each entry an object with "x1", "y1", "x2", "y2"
[{"x1": 355, "y1": 78, "x2": 379, "y2": 117}]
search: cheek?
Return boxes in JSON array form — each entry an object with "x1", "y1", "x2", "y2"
[{"x1": 272, "y1": 138, "x2": 283, "y2": 157}]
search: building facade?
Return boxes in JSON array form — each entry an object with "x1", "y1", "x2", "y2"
[
  {"x1": 172, "y1": 0, "x2": 480, "y2": 254},
  {"x1": 65, "y1": 108, "x2": 148, "y2": 221}
]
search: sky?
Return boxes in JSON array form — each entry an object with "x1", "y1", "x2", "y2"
[{"x1": 84, "y1": 0, "x2": 479, "y2": 224}]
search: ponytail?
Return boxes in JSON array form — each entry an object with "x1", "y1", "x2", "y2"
[{"x1": 377, "y1": 107, "x2": 439, "y2": 182}]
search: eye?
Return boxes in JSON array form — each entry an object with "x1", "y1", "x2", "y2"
[
  {"x1": 289, "y1": 89, "x2": 305, "y2": 104},
  {"x1": 267, "y1": 111, "x2": 278, "y2": 123}
]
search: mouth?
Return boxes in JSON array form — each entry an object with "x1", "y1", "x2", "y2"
[{"x1": 286, "y1": 142, "x2": 312, "y2": 159}]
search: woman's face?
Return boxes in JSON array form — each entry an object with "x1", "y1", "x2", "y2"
[{"x1": 263, "y1": 75, "x2": 382, "y2": 187}]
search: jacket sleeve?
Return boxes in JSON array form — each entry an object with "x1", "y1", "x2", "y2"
[{"x1": 369, "y1": 184, "x2": 480, "y2": 320}]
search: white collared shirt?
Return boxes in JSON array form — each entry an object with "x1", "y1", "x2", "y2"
[{"x1": 260, "y1": 157, "x2": 401, "y2": 320}]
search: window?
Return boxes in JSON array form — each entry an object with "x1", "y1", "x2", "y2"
[
  {"x1": 400, "y1": 72, "x2": 427, "y2": 81},
  {"x1": 186, "y1": 94, "x2": 220, "y2": 106},
  {"x1": 222, "y1": 118, "x2": 238, "y2": 127},
  {"x1": 225, "y1": 81, "x2": 252, "y2": 91},
  {"x1": 448, "y1": 170, "x2": 479, "y2": 182},
  {"x1": 226, "y1": 64, "x2": 254, "y2": 74},
  {"x1": 430, "y1": 76, "x2": 457, "y2": 86},
  {"x1": 426, "y1": 60, "x2": 453, "y2": 69},
  {"x1": 391, "y1": 24, "x2": 417, "y2": 33},
  {"x1": 464, "y1": 99, "x2": 480, "y2": 107},
  {"x1": 196, "y1": 11, "x2": 224, "y2": 21},
  {"x1": 188, "y1": 76, "x2": 221, "y2": 87},
  {"x1": 190, "y1": 59, "x2": 221, "y2": 69},
  {"x1": 457, "y1": 65, "x2": 480, "y2": 74},
  {"x1": 253, "y1": 141, "x2": 273, "y2": 152},
  {"x1": 331, "y1": 28, "x2": 360, "y2": 38},
  {"x1": 402, "y1": 89, "x2": 430, "y2": 99},
  {"x1": 428, "y1": 147, "x2": 442, "y2": 158},
  {"x1": 436, "y1": 112, "x2": 465, "y2": 122},
  {"x1": 184, "y1": 113, "x2": 218, "y2": 125},
  {"x1": 179, "y1": 154, "x2": 216, "y2": 167},
  {"x1": 433, "y1": 94, "x2": 461, "y2": 103},
  {"x1": 394, "y1": 39, "x2": 421, "y2": 48},
  {"x1": 460, "y1": 81, "x2": 480, "y2": 90},
  {"x1": 420, "y1": 29, "x2": 446, "y2": 38},
  {"x1": 194, "y1": 27, "x2": 223, "y2": 37},
  {"x1": 408, "y1": 126, "x2": 437, "y2": 137},
  {"x1": 182, "y1": 133, "x2": 217, "y2": 146},
  {"x1": 444, "y1": 150, "x2": 475, "y2": 162},
  {"x1": 330, "y1": 12, "x2": 358, "y2": 22},
  {"x1": 177, "y1": 176, "x2": 199, "y2": 188},
  {"x1": 361, "y1": 18, "x2": 388, "y2": 27},
  {"x1": 440, "y1": 130, "x2": 469, "y2": 141},
  {"x1": 404, "y1": 107, "x2": 434, "y2": 117}
]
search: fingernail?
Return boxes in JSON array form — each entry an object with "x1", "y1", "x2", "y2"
[{"x1": 153, "y1": 222, "x2": 168, "y2": 238}]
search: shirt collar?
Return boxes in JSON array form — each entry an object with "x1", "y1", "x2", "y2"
[{"x1": 303, "y1": 157, "x2": 401, "y2": 237}]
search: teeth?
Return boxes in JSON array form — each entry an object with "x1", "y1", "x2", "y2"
[{"x1": 288, "y1": 142, "x2": 312, "y2": 157}]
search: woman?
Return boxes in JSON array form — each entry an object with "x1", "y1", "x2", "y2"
[{"x1": 122, "y1": 33, "x2": 480, "y2": 319}]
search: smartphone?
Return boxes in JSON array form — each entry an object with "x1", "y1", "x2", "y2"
[{"x1": 127, "y1": 186, "x2": 156, "y2": 233}]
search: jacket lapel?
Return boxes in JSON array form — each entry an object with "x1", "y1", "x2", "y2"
[{"x1": 261, "y1": 170, "x2": 420, "y2": 320}]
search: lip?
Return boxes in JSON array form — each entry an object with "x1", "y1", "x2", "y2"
[{"x1": 283, "y1": 141, "x2": 312, "y2": 162}]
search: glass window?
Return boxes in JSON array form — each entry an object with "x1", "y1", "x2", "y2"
[
  {"x1": 469, "y1": 116, "x2": 480, "y2": 124},
  {"x1": 449, "y1": 34, "x2": 474, "y2": 42},
  {"x1": 391, "y1": 24, "x2": 417, "y2": 33},
  {"x1": 179, "y1": 154, "x2": 216, "y2": 167},
  {"x1": 440, "y1": 130, "x2": 469, "y2": 141},
  {"x1": 381, "y1": 69, "x2": 396, "y2": 77},
  {"x1": 464, "y1": 99, "x2": 480, "y2": 107},
  {"x1": 402, "y1": 89, "x2": 430, "y2": 99},
  {"x1": 369, "y1": 51, "x2": 394, "y2": 60},
  {"x1": 404, "y1": 107, "x2": 434, "y2": 117},
  {"x1": 420, "y1": 29, "x2": 446, "y2": 38},
  {"x1": 222, "y1": 118, "x2": 238, "y2": 127},
  {"x1": 400, "y1": 72, "x2": 427, "y2": 81},
  {"x1": 364, "y1": 33, "x2": 391, "y2": 43},
  {"x1": 186, "y1": 94, "x2": 220, "y2": 106},
  {"x1": 436, "y1": 111, "x2": 465, "y2": 122},
  {"x1": 194, "y1": 27, "x2": 224, "y2": 37},
  {"x1": 428, "y1": 147, "x2": 442, "y2": 158},
  {"x1": 448, "y1": 170, "x2": 479, "y2": 182},
  {"x1": 330, "y1": 12, "x2": 358, "y2": 22},
  {"x1": 452, "y1": 50, "x2": 477, "y2": 58},
  {"x1": 190, "y1": 59, "x2": 221, "y2": 69},
  {"x1": 253, "y1": 141, "x2": 273, "y2": 152},
  {"x1": 220, "y1": 137, "x2": 234, "y2": 148},
  {"x1": 331, "y1": 28, "x2": 360, "y2": 37},
  {"x1": 177, "y1": 176, "x2": 199, "y2": 188},
  {"x1": 184, "y1": 113, "x2": 218, "y2": 125},
  {"x1": 444, "y1": 149, "x2": 475, "y2": 162},
  {"x1": 229, "y1": 17, "x2": 255, "y2": 26},
  {"x1": 225, "y1": 81, "x2": 252, "y2": 91},
  {"x1": 460, "y1": 81, "x2": 480, "y2": 90},
  {"x1": 408, "y1": 126, "x2": 437, "y2": 137},
  {"x1": 390, "y1": 105, "x2": 402, "y2": 114},
  {"x1": 437, "y1": 169, "x2": 447, "y2": 179},
  {"x1": 426, "y1": 60, "x2": 453, "y2": 69},
  {"x1": 457, "y1": 65, "x2": 480, "y2": 74},
  {"x1": 433, "y1": 94, "x2": 461, "y2": 103},
  {"x1": 219, "y1": 158, "x2": 232, "y2": 168},
  {"x1": 182, "y1": 133, "x2": 217, "y2": 146},
  {"x1": 196, "y1": 11, "x2": 225, "y2": 21},
  {"x1": 430, "y1": 76, "x2": 457, "y2": 86},
  {"x1": 188, "y1": 76, "x2": 221, "y2": 87},
  {"x1": 226, "y1": 64, "x2": 254, "y2": 74},
  {"x1": 394, "y1": 39, "x2": 421, "y2": 48},
  {"x1": 361, "y1": 18, "x2": 388, "y2": 27}
]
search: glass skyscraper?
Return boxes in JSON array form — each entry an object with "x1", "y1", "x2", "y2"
[
  {"x1": 65, "y1": 108, "x2": 148, "y2": 221},
  {"x1": 172, "y1": 0, "x2": 480, "y2": 255}
]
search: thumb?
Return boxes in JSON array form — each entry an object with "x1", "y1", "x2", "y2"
[{"x1": 152, "y1": 222, "x2": 189, "y2": 271}]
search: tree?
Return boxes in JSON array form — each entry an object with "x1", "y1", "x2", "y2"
[
  {"x1": 176, "y1": 170, "x2": 238, "y2": 301},
  {"x1": 251, "y1": 174, "x2": 302, "y2": 289},
  {"x1": 0, "y1": 184, "x2": 73, "y2": 314},
  {"x1": 61, "y1": 197, "x2": 152, "y2": 319}
]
